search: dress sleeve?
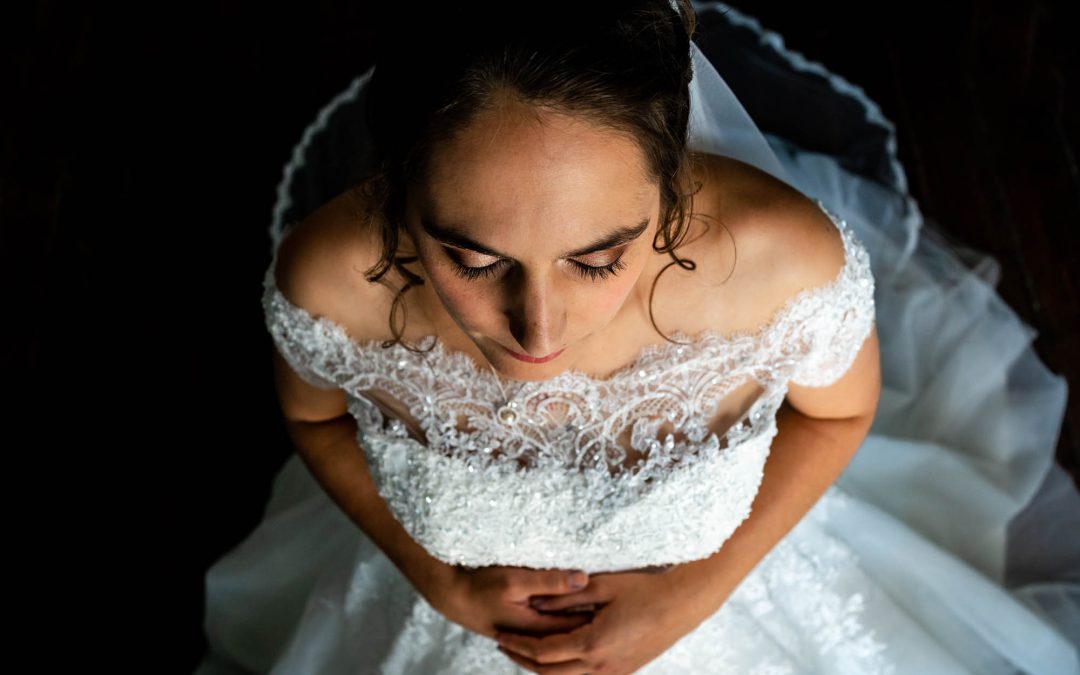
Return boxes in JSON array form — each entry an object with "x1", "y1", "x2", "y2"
[
  {"x1": 789, "y1": 213, "x2": 877, "y2": 389},
  {"x1": 261, "y1": 254, "x2": 343, "y2": 391}
]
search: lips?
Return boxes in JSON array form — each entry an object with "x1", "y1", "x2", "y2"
[{"x1": 501, "y1": 344, "x2": 565, "y2": 364}]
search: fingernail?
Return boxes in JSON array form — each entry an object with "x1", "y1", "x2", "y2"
[{"x1": 569, "y1": 571, "x2": 587, "y2": 589}]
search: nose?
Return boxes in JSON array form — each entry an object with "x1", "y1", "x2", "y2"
[{"x1": 505, "y1": 271, "x2": 565, "y2": 358}]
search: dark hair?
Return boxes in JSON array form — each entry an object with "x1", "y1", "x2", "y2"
[{"x1": 350, "y1": 0, "x2": 712, "y2": 352}]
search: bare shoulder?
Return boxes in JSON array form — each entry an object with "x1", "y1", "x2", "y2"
[
  {"x1": 273, "y1": 187, "x2": 403, "y2": 342},
  {"x1": 685, "y1": 152, "x2": 849, "y2": 330}
]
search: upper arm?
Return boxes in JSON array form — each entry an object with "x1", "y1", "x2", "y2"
[
  {"x1": 270, "y1": 344, "x2": 349, "y2": 424},
  {"x1": 780, "y1": 197, "x2": 881, "y2": 421}
]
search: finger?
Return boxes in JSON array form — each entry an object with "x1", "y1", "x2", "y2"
[
  {"x1": 532, "y1": 569, "x2": 588, "y2": 596},
  {"x1": 524, "y1": 609, "x2": 594, "y2": 633},
  {"x1": 496, "y1": 622, "x2": 591, "y2": 665},
  {"x1": 494, "y1": 607, "x2": 592, "y2": 636},
  {"x1": 497, "y1": 644, "x2": 591, "y2": 674},
  {"x1": 530, "y1": 589, "x2": 599, "y2": 612}
]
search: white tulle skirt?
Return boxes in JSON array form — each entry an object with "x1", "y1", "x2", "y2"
[{"x1": 195, "y1": 3, "x2": 1080, "y2": 673}]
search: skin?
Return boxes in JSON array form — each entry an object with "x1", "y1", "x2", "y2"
[
  {"x1": 395, "y1": 97, "x2": 693, "y2": 383},
  {"x1": 392, "y1": 99, "x2": 712, "y2": 672},
  {"x1": 277, "y1": 81, "x2": 875, "y2": 674},
  {"x1": 346, "y1": 96, "x2": 800, "y2": 673}
]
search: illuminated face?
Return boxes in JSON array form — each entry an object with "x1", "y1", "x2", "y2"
[{"x1": 402, "y1": 98, "x2": 662, "y2": 381}]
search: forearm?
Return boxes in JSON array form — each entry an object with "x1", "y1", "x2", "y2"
[
  {"x1": 666, "y1": 399, "x2": 875, "y2": 618},
  {"x1": 284, "y1": 415, "x2": 454, "y2": 603}
]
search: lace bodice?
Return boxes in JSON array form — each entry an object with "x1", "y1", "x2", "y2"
[{"x1": 262, "y1": 198, "x2": 875, "y2": 573}]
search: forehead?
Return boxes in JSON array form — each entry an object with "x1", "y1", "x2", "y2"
[{"x1": 416, "y1": 101, "x2": 658, "y2": 224}]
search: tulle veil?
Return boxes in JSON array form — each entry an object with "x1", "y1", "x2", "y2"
[{"x1": 677, "y1": 3, "x2": 1080, "y2": 670}]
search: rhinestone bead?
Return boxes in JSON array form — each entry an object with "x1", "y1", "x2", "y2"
[{"x1": 497, "y1": 405, "x2": 519, "y2": 425}]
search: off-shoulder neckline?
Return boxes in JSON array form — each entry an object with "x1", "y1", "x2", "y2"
[{"x1": 263, "y1": 199, "x2": 862, "y2": 387}]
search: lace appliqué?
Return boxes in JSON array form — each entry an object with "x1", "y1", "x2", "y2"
[
  {"x1": 790, "y1": 208, "x2": 876, "y2": 388},
  {"x1": 629, "y1": 487, "x2": 896, "y2": 674},
  {"x1": 262, "y1": 199, "x2": 874, "y2": 474},
  {"x1": 725, "y1": 488, "x2": 895, "y2": 674},
  {"x1": 261, "y1": 198, "x2": 877, "y2": 571},
  {"x1": 263, "y1": 287, "x2": 342, "y2": 391}
]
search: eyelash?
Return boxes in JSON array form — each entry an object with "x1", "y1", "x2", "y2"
[{"x1": 449, "y1": 255, "x2": 628, "y2": 282}]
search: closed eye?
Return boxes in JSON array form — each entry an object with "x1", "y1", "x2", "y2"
[{"x1": 447, "y1": 253, "x2": 628, "y2": 283}]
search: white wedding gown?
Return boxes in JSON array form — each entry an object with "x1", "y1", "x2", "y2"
[{"x1": 195, "y1": 3, "x2": 1080, "y2": 673}]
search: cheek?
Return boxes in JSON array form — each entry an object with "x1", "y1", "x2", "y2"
[{"x1": 576, "y1": 277, "x2": 635, "y2": 321}]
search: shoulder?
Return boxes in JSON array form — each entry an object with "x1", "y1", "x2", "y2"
[
  {"x1": 686, "y1": 152, "x2": 849, "y2": 330},
  {"x1": 694, "y1": 154, "x2": 880, "y2": 417},
  {"x1": 272, "y1": 186, "x2": 401, "y2": 342}
]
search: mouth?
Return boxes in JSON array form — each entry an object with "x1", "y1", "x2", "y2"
[{"x1": 500, "y1": 344, "x2": 566, "y2": 364}]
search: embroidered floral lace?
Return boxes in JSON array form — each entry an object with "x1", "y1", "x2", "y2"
[{"x1": 260, "y1": 198, "x2": 891, "y2": 672}]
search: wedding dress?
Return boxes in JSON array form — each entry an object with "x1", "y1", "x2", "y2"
[{"x1": 195, "y1": 3, "x2": 1080, "y2": 673}]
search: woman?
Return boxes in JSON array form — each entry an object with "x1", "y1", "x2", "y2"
[{"x1": 196, "y1": 1, "x2": 1080, "y2": 673}]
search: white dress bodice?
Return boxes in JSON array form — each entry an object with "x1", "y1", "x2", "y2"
[{"x1": 261, "y1": 198, "x2": 876, "y2": 575}]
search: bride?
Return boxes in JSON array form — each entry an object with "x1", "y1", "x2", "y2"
[{"x1": 196, "y1": 1, "x2": 1080, "y2": 673}]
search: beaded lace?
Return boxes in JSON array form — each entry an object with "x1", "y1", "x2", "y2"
[
  {"x1": 260, "y1": 197, "x2": 893, "y2": 672},
  {"x1": 261, "y1": 198, "x2": 875, "y2": 572}
]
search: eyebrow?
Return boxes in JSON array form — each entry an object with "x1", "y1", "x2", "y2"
[{"x1": 420, "y1": 217, "x2": 651, "y2": 260}]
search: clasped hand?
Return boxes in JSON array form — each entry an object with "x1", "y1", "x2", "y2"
[{"x1": 445, "y1": 562, "x2": 709, "y2": 675}]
